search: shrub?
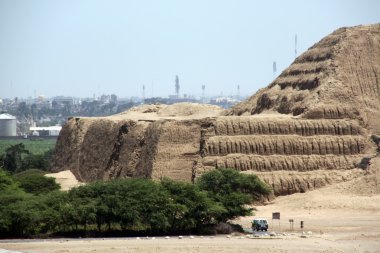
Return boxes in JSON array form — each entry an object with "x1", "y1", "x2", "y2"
[
  {"x1": 13, "y1": 170, "x2": 60, "y2": 194},
  {"x1": 196, "y1": 168, "x2": 271, "y2": 222},
  {"x1": 161, "y1": 178, "x2": 225, "y2": 232},
  {"x1": 0, "y1": 168, "x2": 271, "y2": 238},
  {"x1": 0, "y1": 143, "x2": 54, "y2": 174},
  {"x1": 214, "y1": 222, "x2": 244, "y2": 234}
]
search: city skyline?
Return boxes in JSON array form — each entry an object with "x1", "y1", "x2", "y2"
[{"x1": 1, "y1": 0, "x2": 379, "y2": 99}]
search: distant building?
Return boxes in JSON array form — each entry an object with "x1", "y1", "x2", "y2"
[
  {"x1": 110, "y1": 94, "x2": 118, "y2": 103},
  {"x1": 0, "y1": 113, "x2": 17, "y2": 136},
  {"x1": 52, "y1": 97, "x2": 74, "y2": 108},
  {"x1": 209, "y1": 97, "x2": 240, "y2": 108},
  {"x1": 29, "y1": 126, "x2": 62, "y2": 136}
]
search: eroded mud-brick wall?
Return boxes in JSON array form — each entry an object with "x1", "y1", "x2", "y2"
[
  {"x1": 197, "y1": 116, "x2": 370, "y2": 195},
  {"x1": 52, "y1": 24, "x2": 379, "y2": 196}
]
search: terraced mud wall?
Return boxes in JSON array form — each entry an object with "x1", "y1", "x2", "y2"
[
  {"x1": 196, "y1": 117, "x2": 371, "y2": 195},
  {"x1": 52, "y1": 115, "x2": 372, "y2": 195},
  {"x1": 52, "y1": 118, "x2": 204, "y2": 182},
  {"x1": 227, "y1": 24, "x2": 380, "y2": 123}
]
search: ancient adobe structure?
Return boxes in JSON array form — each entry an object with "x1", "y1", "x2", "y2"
[{"x1": 51, "y1": 24, "x2": 380, "y2": 195}]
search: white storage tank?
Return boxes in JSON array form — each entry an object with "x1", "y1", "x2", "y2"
[{"x1": 0, "y1": 113, "x2": 17, "y2": 136}]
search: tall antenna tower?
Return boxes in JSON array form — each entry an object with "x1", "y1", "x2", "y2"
[
  {"x1": 273, "y1": 61, "x2": 277, "y2": 80},
  {"x1": 142, "y1": 85, "x2": 145, "y2": 101},
  {"x1": 295, "y1": 34, "x2": 298, "y2": 59},
  {"x1": 151, "y1": 80, "x2": 154, "y2": 98},
  {"x1": 202, "y1": 85, "x2": 205, "y2": 103},
  {"x1": 237, "y1": 85, "x2": 240, "y2": 98},
  {"x1": 175, "y1": 75, "x2": 180, "y2": 98}
]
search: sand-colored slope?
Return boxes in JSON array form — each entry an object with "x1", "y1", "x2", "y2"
[
  {"x1": 227, "y1": 24, "x2": 380, "y2": 124},
  {"x1": 45, "y1": 170, "x2": 83, "y2": 191},
  {"x1": 238, "y1": 156, "x2": 380, "y2": 227}
]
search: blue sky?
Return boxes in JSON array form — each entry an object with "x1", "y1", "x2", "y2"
[{"x1": 0, "y1": 0, "x2": 379, "y2": 99}]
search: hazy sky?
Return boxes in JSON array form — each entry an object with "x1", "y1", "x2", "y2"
[{"x1": 0, "y1": 0, "x2": 379, "y2": 99}]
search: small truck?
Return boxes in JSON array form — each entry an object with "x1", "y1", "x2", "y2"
[{"x1": 252, "y1": 218, "x2": 268, "y2": 231}]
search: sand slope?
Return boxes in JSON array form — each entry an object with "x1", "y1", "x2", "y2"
[{"x1": 45, "y1": 170, "x2": 83, "y2": 191}]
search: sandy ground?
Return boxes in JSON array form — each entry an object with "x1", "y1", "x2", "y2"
[
  {"x1": 1, "y1": 227, "x2": 379, "y2": 253},
  {"x1": 109, "y1": 103, "x2": 225, "y2": 121},
  {"x1": 1, "y1": 233, "x2": 379, "y2": 253},
  {"x1": 2, "y1": 164, "x2": 380, "y2": 253},
  {"x1": 45, "y1": 170, "x2": 83, "y2": 191}
]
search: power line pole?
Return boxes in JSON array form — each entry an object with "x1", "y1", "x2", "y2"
[
  {"x1": 175, "y1": 75, "x2": 180, "y2": 99},
  {"x1": 151, "y1": 80, "x2": 154, "y2": 98},
  {"x1": 202, "y1": 85, "x2": 205, "y2": 103},
  {"x1": 295, "y1": 34, "x2": 298, "y2": 59}
]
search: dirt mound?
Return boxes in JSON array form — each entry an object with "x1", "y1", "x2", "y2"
[
  {"x1": 112, "y1": 103, "x2": 223, "y2": 120},
  {"x1": 235, "y1": 160, "x2": 380, "y2": 244},
  {"x1": 51, "y1": 24, "x2": 380, "y2": 196},
  {"x1": 45, "y1": 170, "x2": 83, "y2": 191},
  {"x1": 227, "y1": 24, "x2": 380, "y2": 129}
]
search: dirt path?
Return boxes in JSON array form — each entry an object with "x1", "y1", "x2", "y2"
[{"x1": 1, "y1": 231, "x2": 379, "y2": 253}]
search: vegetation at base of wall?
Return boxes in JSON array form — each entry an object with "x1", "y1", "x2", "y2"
[
  {"x1": 0, "y1": 139, "x2": 56, "y2": 156},
  {"x1": 13, "y1": 169, "x2": 60, "y2": 194},
  {"x1": 196, "y1": 168, "x2": 271, "y2": 222},
  {"x1": 0, "y1": 168, "x2": 271, "y2": 238},
  {"x1": 0, "y1": 142, "x2": 54, "y2": 174}
]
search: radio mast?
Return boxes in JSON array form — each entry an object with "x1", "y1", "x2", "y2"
[
  {"x1": 295, "y1": 34, "x2": 298, "y2": 59},
  {"x1": 175, "y1": 75, "x2": 180, "y2": 98}
]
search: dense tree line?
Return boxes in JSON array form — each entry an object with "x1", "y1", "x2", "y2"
[
  {"x1": 0, "y1": 143, "x2": 53, "y2": 174},
  {"x1": 0, "y1": 168, "x2": 270, "y2": 238}
]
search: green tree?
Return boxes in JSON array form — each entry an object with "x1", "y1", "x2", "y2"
[
  {"x1": 0, "y1": 169, "x2": 64, "y2": 237},
  {"x1": 22, "y1": 153, "x2": 49, "y2": 170},
  {"x1": 0, "y1": 169, "x2": 19, "y2": 191},
  {"x1": 7, "y1": 196, "x2": 45, "y2": 236},
  {"x1": 38, "y1": 191, "x2": 68, "y2": 233},
  {"x1": 196, "y1": 168, "x2": 271, "y2": 222},
  {"x1": 97, "y1": 179, "x2": 171, "y2": 232},
  {"x1": 1, "y1": 144, "x2": 54, "y2": 174},
  {"x1": 65, "y1": 186, "x2": 97, "y2": 233},
  {"x1": 2, "y1": 143, "x2": 29, "y2": 173},
  {"x1": 0, "y1": 168, "x2": 271, "y2": 238},
  {"x1": 14, "y1": 172, "x2": 60, "y2": 194},
  {"x1": 0, "y1": 170, "x2": 31, "y2": 236},
  {"x1": 161, "y1": 179, "x2": 225, "y2": 232}
]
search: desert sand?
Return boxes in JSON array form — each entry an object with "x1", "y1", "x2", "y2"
[{"x1": 45, "y1": 170, "x2": 83, "y2": 191}]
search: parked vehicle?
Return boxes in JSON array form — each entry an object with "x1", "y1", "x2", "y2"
[{"x1": 252, "y1": 218, "x2": 268, "y2": 231}]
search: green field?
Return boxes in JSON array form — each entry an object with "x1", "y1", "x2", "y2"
[{"x1": 0, "y1": 139, "x2": 56, "y2": 155}]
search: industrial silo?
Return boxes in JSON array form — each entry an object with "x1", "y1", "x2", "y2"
[{"x1": 0, "y1": 113, "x2": 17, "y2": 136}]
